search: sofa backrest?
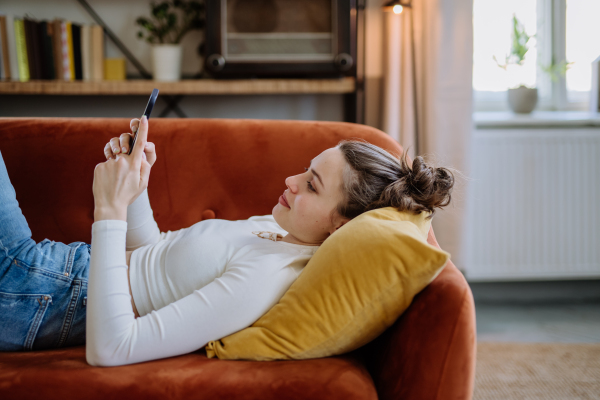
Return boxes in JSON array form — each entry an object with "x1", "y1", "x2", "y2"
[{"x1": 0, "y1": 118, "x2": 403, "y2": 244}]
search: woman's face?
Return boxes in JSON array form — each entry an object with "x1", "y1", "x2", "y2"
[{"x1": 273, "y1": 147, "x2": 350, "y2": 245}]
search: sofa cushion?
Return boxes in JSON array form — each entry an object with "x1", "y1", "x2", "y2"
[
  {"x1": 206, "y1": 207, "x2": 450, "y2": 360},
  {"x1": 0, "y1": 346, "x2": 377, "y2": 400}
]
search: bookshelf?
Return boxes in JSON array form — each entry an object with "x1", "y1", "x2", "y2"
[
  {"x1": 0, "y1": 1, "x2": 363, "y2": 121},
  {"x1": 0, "y1": 77, "x2": 356, "y2": 95}
]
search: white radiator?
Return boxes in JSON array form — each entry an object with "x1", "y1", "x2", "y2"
[{"x1": 465, "y1": 127, "x2": 600, "y2": 281}]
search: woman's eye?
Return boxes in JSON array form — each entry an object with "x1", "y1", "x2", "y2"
[{"x1": 304, "y1": 168, "x2": 316, "y2": 192}]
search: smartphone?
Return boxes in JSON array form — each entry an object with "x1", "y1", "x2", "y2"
[{"x1": 128, "y1": 88, "x2": 159, "y2": 155}]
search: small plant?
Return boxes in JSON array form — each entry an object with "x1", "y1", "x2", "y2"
[
  {"x1": 494, "y1": 14, "x2": 572, "y2": 84},
  {"x1": 541, "y1": 59, "x2": 573, "y2": 82},
  {"x1": 136, "y1": 1, "x2": 205, "y2": 44},
  {"x1": 493, "y1": 15, "x2": 534, "y2": 70}
]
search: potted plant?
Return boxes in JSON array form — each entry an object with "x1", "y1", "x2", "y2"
[
  {"x1": 136, "y1": 1, "x2": 205, "y2": 82},
  {"x1": 494, "y1": 15, "x2": 538, "y2": 113}
]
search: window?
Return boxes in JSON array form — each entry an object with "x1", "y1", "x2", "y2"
[
  {"x1": 565, "y1": 0, "x2": 600, "y2": 102},
  {"x1": 473, "y1": 0, "x2": 599, "y2": 111}
]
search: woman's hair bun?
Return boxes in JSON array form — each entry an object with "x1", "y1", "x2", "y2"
[
  {"x1": 336, "y1": 140, "x2": 456, "y2": 220},
  {"x1": 403, "y1": 155, "x2": 454, "y2": 213}
]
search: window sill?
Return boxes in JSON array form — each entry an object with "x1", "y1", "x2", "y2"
[{"x1": 474, "y1": 111, "x2": 600, "y2": 129}]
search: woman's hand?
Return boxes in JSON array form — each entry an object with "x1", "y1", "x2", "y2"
[
  {"x1": 103, "y1": 118, "x2": 157, "y2": 167},
  {"x1": 93, "y1": 116, "x2": 152, "y2": 221}
]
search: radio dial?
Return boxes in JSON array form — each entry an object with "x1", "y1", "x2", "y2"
[
  {"x1": 206, "y1": 54, "x2": 226, "y2": 72},
  {"x1": 334, "y1": 53, "x2": 353, "y2": 72}
]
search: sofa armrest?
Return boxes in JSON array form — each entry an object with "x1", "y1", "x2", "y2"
[{"x1": 364, "y1": 228, "x2": 476, "y2": 400}]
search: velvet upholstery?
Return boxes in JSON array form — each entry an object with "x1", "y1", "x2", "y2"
[{"x1": 0, "y1": 117, "x2": 475, "y2": 400}]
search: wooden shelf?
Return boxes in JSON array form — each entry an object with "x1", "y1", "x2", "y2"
[{"x1": 0, "y1": 78, "x2": 355, "y2": 95}]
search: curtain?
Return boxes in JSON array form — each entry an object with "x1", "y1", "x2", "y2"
[{"x1": 381, "y1": 0, "x2": 474, "y2": 270}]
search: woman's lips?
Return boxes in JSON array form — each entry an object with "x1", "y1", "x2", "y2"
[{"x1": 279, "y1": 194, "x2": 290, "y2": 208}]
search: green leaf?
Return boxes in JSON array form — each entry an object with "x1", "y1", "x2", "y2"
[
  {"x1": 541, "y1": 60, "x2": 573, "y2": 82},
  {"x1": 168, "y1": 12, "x2": 177, "y2": 28},
  {"x1": 144, "y1": 22, "x2": 155, "y2": 32},
  {"x1": 140, "y1": 0, "x2": 205, "y2": 44},
  {"x1": 136, "y1": 17, "x2": 150, "y2": 27},
  {"x1": 152, "y1": 2, "x2": 170, "y2": 19},
  {"x1": 510, "y1": 14, "x2": 532, "y2": 64}
]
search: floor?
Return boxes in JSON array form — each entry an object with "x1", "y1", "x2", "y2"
[
  {"x1": 470, "y1": 280, "x2": 600, "y2": 343},
  {"x1": 476, "y1": 303, "x2": 600, "y2": 343},
  {"x1": 471, "y1": 281, "x2": 600, "y2": 399}
]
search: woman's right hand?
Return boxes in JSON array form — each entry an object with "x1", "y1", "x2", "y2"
[{"x1": 104, "y1": 118, "x2": 157, "y2": 167}]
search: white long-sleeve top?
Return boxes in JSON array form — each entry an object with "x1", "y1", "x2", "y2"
[{"x1": 86, "y1": 189, "x2": 318, "y2": 367}]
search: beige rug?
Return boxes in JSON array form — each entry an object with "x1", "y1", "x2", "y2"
[{"x1": 474, "y1": 342, "x2": 600, "y2": 400}]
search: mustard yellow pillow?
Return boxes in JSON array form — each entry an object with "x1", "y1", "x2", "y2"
[{"x1": 205, "y1": 207, "x2": 450, "y2": 360}]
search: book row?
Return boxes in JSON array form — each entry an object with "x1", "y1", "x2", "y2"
[{"x1": 0, "y1": 15, "x2": 105, "y2": 82}]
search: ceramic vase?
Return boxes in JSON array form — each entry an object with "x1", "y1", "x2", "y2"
[
  {"x1": 151, "y1": 44, "x2": 182, "y2": 82},
  {"x1": 508, "y1": 86, "x2": 538, "y2": 114}
]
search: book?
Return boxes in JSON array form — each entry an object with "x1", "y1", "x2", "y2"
[
  {"x1": 71, "y1": 23, "x2": 82, "y2": 80},
  {"x1": 14, "y1": 19, "x2": 29, "y2": 82},
  {"x1": 6, "y1": 15, "x2": 19, "y2": 81},
  {"x1": 81, "y1": 24, "x2": 91, "y2": 81},
  {"x1": 66, "y1": 21, "x2": 75, "y2": 81},
  {"x1": 104, "y1": 58, "x2": 126, "y2": 80},
  {"x1": 26, "y1": 18, "x2": 45, "y2": 80},
  {"x1": 0, "y1": 15, "x2": 10, "y2": 80},
  {"x1": 91, "y1": 24, "x2": 103, "y2": 81},
  {"x1": 0, "y1": 34, "x2": 4, "y2": 79},
  {"x1": 50, "y1": 19, "x2": 63, "y2": 81},
  {"x1": 60, "y1": 21, "x2": 70, "y2": 80},
  {"x1": 23, "y1": 18, "x2": 37, "y2": 80},
  {"x1": 39, "y1": 21, "x2": 55, "y2": 80}
]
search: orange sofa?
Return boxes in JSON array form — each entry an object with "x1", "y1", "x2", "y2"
[{"x1": 0, "y1": 118, "x2": 476, "y2": 400}]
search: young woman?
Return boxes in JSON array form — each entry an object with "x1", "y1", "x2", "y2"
[{"x1": 0, "y1": 117, "x2": 454, "y2": 366}]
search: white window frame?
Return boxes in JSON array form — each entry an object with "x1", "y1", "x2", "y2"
[{"x1": 474, "y1": 0, "x2": 588, "y2": 112}]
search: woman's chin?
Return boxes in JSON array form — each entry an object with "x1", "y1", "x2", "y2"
[
  {"x1": 273, "y1": 201, "x2": 288, "y2": 214},
  {"x1": 272, "y1": 203, "x2": 282, "y2": 218},
  {"x1": 272, "y1": 206, "x2": 286, "y2": 226}
]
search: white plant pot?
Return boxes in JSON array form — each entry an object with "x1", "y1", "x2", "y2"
[
  {"x1": 508, "y1": 86, "x2": 538, "y2": 114},
  {"x1": 152, "y1": 44, "x2": 182, "y2": 82}
]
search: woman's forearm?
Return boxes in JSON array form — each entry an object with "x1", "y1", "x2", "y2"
[
  {"x1": 126, "y1": 188, "x2": 161, "y2": 250},
  {"x1": 87, "y1": 219, "x2": 136, "y2": 366}
]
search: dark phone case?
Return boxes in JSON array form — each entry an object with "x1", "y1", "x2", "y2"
[{"x1": 128, "y1": 89, "x2": 159, "y2": 155}]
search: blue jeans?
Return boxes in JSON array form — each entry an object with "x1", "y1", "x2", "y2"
[{"x1": 0, "y1": 150, "x2": 90, "y2": 351}]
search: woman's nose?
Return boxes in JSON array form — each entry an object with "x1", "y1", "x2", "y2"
[{"x1": 285, "y1": 176, "x2": 299, "y2": 193}]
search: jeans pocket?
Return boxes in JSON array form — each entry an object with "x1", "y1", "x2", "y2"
[
  {"x1": 16, "y1": 239, "x2": 81, "y2": 282},
  {"x1": 0, "y1": 291, "x2": 51, "y2": 351}
]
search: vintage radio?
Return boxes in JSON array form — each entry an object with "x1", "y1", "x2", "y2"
[{"x1": 203, "y1": 0, "x2": 357, "y2": 78}]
